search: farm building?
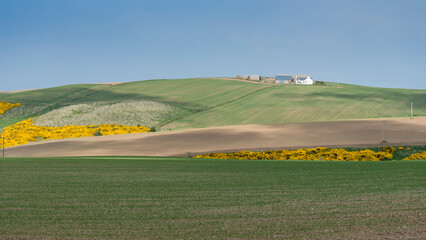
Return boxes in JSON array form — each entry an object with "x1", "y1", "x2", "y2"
[
  {"x1": 249, "y1": 74, "x2": 261, "y2": 81},
  {"x1": 276, "y1": 74, "x2": 313, "y2": 85},
  {"x1": 239, "y1": 74, "x2": 261, "y2": 81}
]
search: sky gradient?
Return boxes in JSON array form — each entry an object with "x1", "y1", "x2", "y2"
[{"x1": 1, "y1": 0, "x2": 425, "y2": 91}]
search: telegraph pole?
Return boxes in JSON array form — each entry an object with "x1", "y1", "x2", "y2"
[
  {"x1": 411, "y1": 102, "x2": 413, "y2": 118},
  {"x1": 381, "y1": 120, "x2": 386, "y2": 143}
]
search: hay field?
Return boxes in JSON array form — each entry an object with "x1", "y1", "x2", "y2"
[{"x1": 1, "y1": 157, "x2": 424, "y2": 239}]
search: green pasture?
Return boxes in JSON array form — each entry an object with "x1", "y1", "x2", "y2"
[
  {"x1": 0, "y1": 157, "x2": 425, "y2": 239},
  {"x1": 163, "y1": 82, "x2": 426, "y2": 129},
  {"x1": 1, "y1": 78, "x2": 425, "y2": 130}
]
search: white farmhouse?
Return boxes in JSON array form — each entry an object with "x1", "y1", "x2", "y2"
[{"x1": 295, "y1": 75, "x2": 313, "y2": 85}]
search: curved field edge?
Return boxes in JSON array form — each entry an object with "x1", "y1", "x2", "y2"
[
  {"x1": 0, "y1": 157, "x2": 425, "y2": 239},
  {"x1": 4, "y1": 117, "x2": 426, "y2": 158}
]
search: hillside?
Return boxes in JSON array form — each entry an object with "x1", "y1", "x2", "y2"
[{"x1": 0, "y1": 78, "x2": 425, "y2": 130}]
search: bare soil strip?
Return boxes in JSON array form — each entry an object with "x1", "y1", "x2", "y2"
[
  {"x1": 4, "y1": 117, "x2": 426, "y2": 157},
  {"x1": 0, "y1": 89, "x2": 40, "y2": 94}
]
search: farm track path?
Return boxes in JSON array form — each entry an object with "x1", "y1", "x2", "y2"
[{"x1": 5, "y1": 117, "x2": 426, "y2": 157}]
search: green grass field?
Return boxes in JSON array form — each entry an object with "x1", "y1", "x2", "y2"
[
  {"x1": 164, "y1": 82, "x2": 426, "y2": 129},
  {"x1": 1, "y1": 78, "x2": 425, "y2": 130},
  {"x1": 1, "y1": 157, "x2": 425, "y2": 239}
]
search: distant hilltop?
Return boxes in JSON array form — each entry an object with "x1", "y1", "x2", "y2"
[
  {"x1": 236, "y1": 74, "x2": 319, "y2": 85},
  {"x1": 0, "y1": 77, "x2": 423, "y2": 132}
]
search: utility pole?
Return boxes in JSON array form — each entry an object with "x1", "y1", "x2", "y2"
[
  {"x1": 411, "y1": 102, "x2": 413, "y2": 118},
  {"x1": 381, "y1": 120, "x2": 386, "y2": 143}
]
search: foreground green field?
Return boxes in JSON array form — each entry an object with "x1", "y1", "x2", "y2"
[
  {"x1": 1, "y1": 157, "x2": 424, "y2": 239},
  {"x1": 1, "y1": 78, "x2": 425, "y2": 130}
]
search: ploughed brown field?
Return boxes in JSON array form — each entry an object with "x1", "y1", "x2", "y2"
[{"x1": 5, "y1": 117, "x2": 426, "y2": 157}]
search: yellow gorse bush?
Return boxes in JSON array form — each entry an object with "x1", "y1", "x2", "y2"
[
  {"x1": 380, "y1": 146, "x2": 396, "y2": 153},
  {"x1": 0, "y1": 118, "x2": 150, "y2": 148},
  {"x1": 0, "y1": 101, "x2": 22, "y2": 115},
  {"x1": 194, "y1": 147, "x2": 393, "y2": 161},
  {"x1": 403, "y1": 151, "x2": 426, "y2": 160}
]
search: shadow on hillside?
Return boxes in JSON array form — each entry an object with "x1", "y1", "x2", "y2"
[{"x1": 0, "y1": 86, "x2": 203, "y2": 110}]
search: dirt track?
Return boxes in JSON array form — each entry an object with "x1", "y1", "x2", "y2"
[{"x1": 4, "y1": 117, "x2": 426, "y2": 157}]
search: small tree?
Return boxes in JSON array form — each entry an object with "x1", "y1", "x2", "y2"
[{"x1": 93, "y1": 130, "x2": 103, "y2": 136}]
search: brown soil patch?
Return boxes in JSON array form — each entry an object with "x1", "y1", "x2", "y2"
[
  {"x1": 0, "y1": 89, "x2": 40, "y2": 94},
  {"x1": 4, "y1": 117, "x2": 426, "y2": 157}
]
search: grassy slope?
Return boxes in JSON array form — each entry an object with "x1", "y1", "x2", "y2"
[
  {"x1": 164, "y1": 83, "x2": 426, "y2": 129},
  {"x1": 0, "y1": 79, "x2": 266, "y2": 129},
  {"x1": 0, "y1": 78, "x2": 425, "y2": 130},
  {"x1": 0, "y1": 84, "x2": 113, "y2": 104},
  {"x1": 0, "y1": 157, "x2": 424, "y2": 239},
  {"x1": 69, "y1": 78, "x2": 268, "y2": 109},
  {"x1": 0, "y1": 84, "x2": 114, "y2": 129}
]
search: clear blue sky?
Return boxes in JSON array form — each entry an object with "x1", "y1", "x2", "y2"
[{"x1": 1, "y1": 0, "x2": 425, "y2": 91}]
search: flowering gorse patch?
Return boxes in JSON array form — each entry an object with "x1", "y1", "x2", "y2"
[
  {"x1": 194, "y1": 147, "x2": 393, "y2": 161},
  {"x1": 0, "y1": 101, "x2": 22, "y2": 115},
  {"x1": 403, "y1": 151, "x2": 426, "y2": 160},
  {"x1": 380, "y1": 146, "x2": 396, "y2": 153},
  {"x1": 0, "y1": 118, "x2": 150, "y2": 148},
  {"x1": 33, "y1": 100, "x2": 189, "y2": 128}
]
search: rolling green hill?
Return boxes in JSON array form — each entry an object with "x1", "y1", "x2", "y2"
[{"x1": 0, "y1": 78, "x2": 425, "y2": 130}]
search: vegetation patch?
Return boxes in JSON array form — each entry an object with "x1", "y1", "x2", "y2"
[
  {"x1": 0, "y1": 118, "x2": 150, "y2": 147},
  {"x1": 194, "y1": 147, "x2": 393, "y2": 161},
  {"x1": 194, "y1": 145, "x2": 426, "y2": 161},
  {"x1": 344, "y1": 145, "x2": 426, "y2": 160},
  {"x1": 403, "y1": 151, "x2": 426, "y2": 160},
  {"x1": 0, "y1": 101, "x2": 22, "y2": 115},
  {"x1": 32, "y1": 100, "x2": 190, "y2": 128}
]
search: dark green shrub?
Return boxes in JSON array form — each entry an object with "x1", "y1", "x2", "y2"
[{"x1": 93, "y1": 130, "x2": 103, "y2": 136}]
